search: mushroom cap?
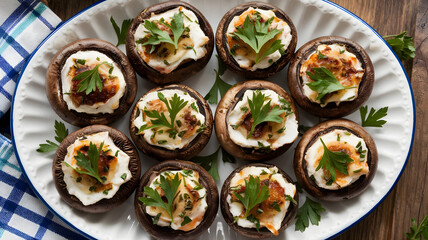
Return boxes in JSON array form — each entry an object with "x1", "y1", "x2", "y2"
[
  {"x1": 46, "y1": 38, "x2": 137, "y2": 127},
  {"x1": 215, "y1": 1, "x2": 297, "y2": 79},
  {"x1": 53, "y1": 125, "x2": 141, "y2": 213},
  {"x1": 134, "y1": 160, "x2": 219, "y2": 240},
  {"x1": 215, "y1": 80, "x2": 299, "y2": 161},
  {"x1": 294, "y1": 119, "x2": 378, "y2": 201},
  {"x1": 220, "y1": 162, "x2": 299, "y2": 238},
  {"x1": 129, "y1": 84, "x2": 213, "y2": 160},
  {"x1": 126, "y1": 1, "x2": 214, "y2": 85},
  {"x1": 287, "y1": 36, "x2": 374, "y2": 118}
]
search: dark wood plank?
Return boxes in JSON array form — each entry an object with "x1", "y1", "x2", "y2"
[{"x1": 392, "y1": 0, "x2": 428, "y2": 238}]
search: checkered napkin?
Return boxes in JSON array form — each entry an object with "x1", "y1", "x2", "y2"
[{"x1": 0, "y1": 1, "x2": 87, "y2": 239}]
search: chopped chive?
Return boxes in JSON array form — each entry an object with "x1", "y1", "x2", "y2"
[{"x1": 120, "y1": 173, "x2": 127, "y2": 180}]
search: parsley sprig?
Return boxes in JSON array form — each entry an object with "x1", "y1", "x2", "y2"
[
  {"x1": 204, "y1": 55, "x2": 232, "y2": 104},
  {"x1": 139, "y1": 173, "x2": 181, "y2": 222},
  {"x1": 234, "y1": 175, "x2": 270, "y2": 218},
  {"x1": 406, "y1": 215, "x2": 428, "y2": 240},
  {"x1": 63, "y1": 141, "x2": 104, "y2": 183},
  {"x1": 72, "y1": 61, "x2": 108, "y2": 95},
  {"x1": 247, "y1": 91, "x2": 286, "y2": 138},
  {"x1": 139, "y1": 92, "x2": 188, "y2": 133},
  {"x1": 306, "y1": 67, "x2": 355, "y2": 101},
  {"x1": 316, "y1": 138, "x2": 354, "y2": 183},
  {"x1": 360, "y1": 105, "x2": 388, "y2": 127},
  {"x1": 191, "y1": 146, "x2": 236, "y2": 181},
  {"x1": 110, "y1": 16, "x2": 133, "y2": 46},
  {"x1": 384, "y1": 31, "x2": 415, "y2": 61},
  {"x1": 295, "y1": 197, "x2": 325, "y2": 232},
  {"x1": 232, "y1": 15, "x2": 284, "y2": 63},
  {"x1": 37, "y1": 120, "x2": 69, "y2": 152},
  {"x1": 142, "y1": 11, "x2": 185, "y2": 53}
]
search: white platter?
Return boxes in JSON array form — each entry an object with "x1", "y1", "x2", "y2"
[{"x1": 11, "y1": 0, "x2": 415, "y2": 239}]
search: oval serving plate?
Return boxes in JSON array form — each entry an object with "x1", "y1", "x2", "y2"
[{"x1": 11, "y1": 0, "x2": 414, "y2": 239}]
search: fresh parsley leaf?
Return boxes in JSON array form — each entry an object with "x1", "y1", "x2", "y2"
[
  {"x1": 37, "y1": 120, "x2": 69, "y2": 153},
  {"x1": 234, "y1": 175, "x2": 270, "y2": 218},
  {"x1": 72, "y1": 61, "x2": 108, "y2": 95},
  {"x1": 110, "y1": 16, "x2": 133, "y2": 46},
  {"x1": 139, "y1": 173, "x2": 181, "y2": 222},
  {"x1": 306, "y1": 67, "x2": 355, "y2": 101},
  {"x1": 406, "y1": 215, "x2": 428, "y2": 240},
  {"x1": 139, "y1": 92, "x2": 188, "y2": 133},
  {"x1": 142, "y1": 11, "x2": 185, "y2": 52},
  {"x1": 221, "y1": 147, "x2": 236, "y2": 163},
  {"x1": 316, "y1": 138, "x2": 354, "y2": 182},
  {"x1": 232, "y1": 15, "x2": 284, "y2": 63},
  {"x1": 247, "y1": 91, "x2": 286, "y2": 138},
  {"x1": 204, "y1": 55, "x2": 232, "y2": 104},
  {"x1": 63, "y1": 141, "x2": 104, "y2": 183},
  {"x1": 360, "y1": 105, "x2": 388, "y2": 127},
  {"x1": 384, "y1": 31, "x2": 415, "y2": 61},
  {"x1": 191, "y1": 147, "x2": 220, "y2": 181},
  {"x1": 295, "y1": 197, "x2": 325, "y2": 232}
]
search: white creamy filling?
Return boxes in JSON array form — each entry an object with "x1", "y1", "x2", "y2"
[
  {"x1": 62, "y1": 132, "x2": 132, "y2": 206},
  {"x1": 133, "y1": 89, "x2": 205, "y2": 150},
  {"x1": 305, "y1": 129, "x2": 369, "y2": 190},
  {"x1": 146, "y1": 170, "x2": 207, "y2": 230},
  {"x1": 61, "y1": 50, "x2": 126, "y2": 114},
  {"x1": 227, "y1": 166, "x2": 296, "y2": 232},
  {"x1": 227, "y1": 89, "x2": 298, "y2": 150},
  {"x1": 134, "y1": 7, "x2": 208, "y2": 74},
  {"x1": 300, "y1": 44, "x2": 364, "y2": 107},
  {"x1": 226, "y1": 7, "x2": 292, "y2": 70}
]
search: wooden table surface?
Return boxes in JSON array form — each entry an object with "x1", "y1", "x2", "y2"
[{"x1": 42, "y1": 0, "x2": 427, "y2": 239}]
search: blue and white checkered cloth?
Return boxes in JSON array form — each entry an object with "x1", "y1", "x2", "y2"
[{"x1": 0, "y1": 0, "x2": 88, "y2": 239}]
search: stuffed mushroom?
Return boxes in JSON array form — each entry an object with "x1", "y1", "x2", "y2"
[
  {"x1": 221, "y1": 163, "x2": 298, "y2": 238},
  {"x1": 288, "y1": 36, "x2": 374, "y2": 118},
  {"x1": 294, "y1": 119, "x2": 378, "y2": 201},
  {"x1": 215, "y1": 80, "x2": 299, "y2": 161},
  {"x1": 129, "y1": 84, "x2": 213, "y2": 160},
  {"x1": 46, "y1": 38, "x2": 137, "y2": 126},
  {"x1": 53, "y1": 125, "x2": 141, "y2": 213},
  {"x1": 134, "y1": 160, "x2": 218, "y2": 239},
  {"x1": 216, "y1": 2, "x2": 297, "y2": 78},
  {"x1": 126, "y1": 1, "x2": 214, "y2": 84}
]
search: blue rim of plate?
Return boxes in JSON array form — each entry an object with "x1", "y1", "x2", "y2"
[{"x1": 10, "y1": 0, "x2": 416, "y2": 239}]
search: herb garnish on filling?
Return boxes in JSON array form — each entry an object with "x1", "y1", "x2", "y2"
[
  {"x1": 63, "y1": 141, "x2": 109, "y2": 184},
  {"x1": 230, "y1": 11, "x2": 285, "y2": 64}
]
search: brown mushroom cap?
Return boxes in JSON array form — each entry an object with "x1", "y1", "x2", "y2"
[
  {"x1": 53, "y1": 125, "x2": 141, "y2": 213},
  {"x1": 134, "y1": 160, "x2": 219, "y2": 240},
  {"x1": 215, "y1": 2, "x2": 297, "y2": 79},
  {"x1": 129, "y1": 84, "x2": 213, "y2": 160},
  {"x1": 125, "y1": 1, "x2": 214, "y2": 85},
  {"x1": 287, "y1": 36, "x2": 374, "y2": 118},
  {"x1": 220, "y1": 163, "x2": 298, "y2": 238},
  {"x1": 46, "y1": 38, "x2": 137, "y2": 127},
  {"x1": 294, "y1": 119, "x2": 378, "y2": 201},
  {"x1": 215, "y1": 80, "x2": 299, "y2": 161}
]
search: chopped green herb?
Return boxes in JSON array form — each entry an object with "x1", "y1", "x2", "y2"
[
  {"x1": 317, "y1": 51, "x2": 326, "y2": 59},
  {"x1": 246, "y1": 214, "x2": 261, "y2": 232},
  {"x1": 190, "y1": 102, "x2": 198, "y2": 113},
  {"x1": 339, "y1": 49, "x2": 345, "y2": 54},
  {"x1": 153, "y1": 213, "x2": 162, "y2": 225},
  {"x1": 121, "y1": 173, "x2": 127, "y2": 180},
  {"x1": 181, "y1": 216, "x2": 192, "y2": 226},
  {"x1": 204, "y1": 55, "x2": 232, "y2": 104},
  {"x1": 115, "y1": 150, "x2": 119, "y2": 157},
  {"x1": 176, "y1": 120, "x2": 182, "y2": 127},
  {"x1": 103, "y1": 189, "x2": 111, "y2": 195},
  {"x1": 272, "y1": 201, "x2": 281, "y2": 212},
  {"x1": 89, "y1": 186, "x2": 97, "y2": 192},
  {"x1": 285, "y1": 194, "x2": 297, "y2": 205},
  {"x1": 76, "y1": 59, "x2": 86, "y2": 65},
  {"x1": 76, "y1": 177, "x2": 82, "y2": 182}
]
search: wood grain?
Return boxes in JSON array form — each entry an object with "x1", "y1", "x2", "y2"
[{"x1": 43, "y1": 0, "x2": 426, "y2": 239}]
